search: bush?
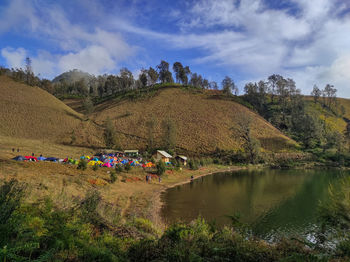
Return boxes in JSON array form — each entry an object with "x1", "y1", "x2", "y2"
[
  {"x1": 124, "y1": 163, "x2": 131, "y2": 172},
  {"x1": 156, "y1": 161, "x2": 166, "y2": 176},
  {"x1": 116, "y1": 164, "x2": 123, "y2": 173},
  {"x1": 110, "y1": 170, "x2": 117, "y2": 183},
  {"x1": 77, "y1": 159, "x2": 87, "y2": 170},
  {"x1": 188, "y1": 159, "x2": 198, "y2": 170},
  {"x1": 92, "y1": 164, "x2": 99, "y2": 171}
]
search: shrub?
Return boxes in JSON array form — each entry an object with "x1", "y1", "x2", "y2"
[
  {"x1": 156, "y1": 161, "x2": 166, "y2": 176},
  {"x1": 116, "y1": 164, "x2": 123, "y2": 173},
  {"x1": 92, "y1": 164, "x2": 99, "y2": 171},
  {"x1": 124, "y1": 163, "x2": 131, "y2": 172},
  {"x1": 110, "y1": 170, "x2": 117, "y2": 183},
  {"x1": 77, "y1": 159, "x2": 87, "y2": 170},
  {"x1": 188, "y1": 159, "x2": 198, "y2": 170}
]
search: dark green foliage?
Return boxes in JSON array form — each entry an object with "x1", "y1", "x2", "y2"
[
  {"x1": 77, "y1": 159, "x2": 87, "y2": 170},
  {"x1": 222, "y1": 76, "x2": 238, "y2": 96},
  {"x1": 188, "y1": 159, "x2": 198, "y2": 170},
  {"x1": 157, "y1": 60, "x2": 174, "y2": 84},
  {"x1": 110, "y1": 170, "x2": 117, "y2": 183},
  {"x1": 116, "y1": 164, "x2": 123, "y2": 173},
  {"x1": 156, "y1": 161, "x2": 166, "y2": 176},
  {"x1": 124, "y1": 162, "x2": 131, "y2": 172},
  {"x1": 2, "y1": 180, "x2": 350, "y2": 261},
  {"x1": 92, "y1": 164, "x2": 99, "y2": 171}
]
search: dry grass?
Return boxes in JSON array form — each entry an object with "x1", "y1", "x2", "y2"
[
  {"x1": 0, "y1": 158, "x2": 231, "y2": 226},
  {"x1": 0, "y1": 76, "x2": 104, "y2": 148},
  {"x1": 92, "y1": 87, "x2": 296, "y2": 153}
]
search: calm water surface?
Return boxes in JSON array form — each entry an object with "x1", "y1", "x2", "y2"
[{"x1": 161, "y1": 169, "x2": 347, "y2": 238}]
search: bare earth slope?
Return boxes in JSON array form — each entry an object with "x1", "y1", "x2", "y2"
[{"x1": 93, "y1": 88, "x2": 296, "y2": 154}]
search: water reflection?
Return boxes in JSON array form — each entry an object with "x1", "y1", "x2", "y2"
[{"x1": 161, "y1": 169, "x2": 347, "y2": 238}]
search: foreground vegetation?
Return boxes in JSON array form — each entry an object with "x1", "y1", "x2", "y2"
[{"x1": 2, "y1": 177, "x2": 350, "y2": 262}]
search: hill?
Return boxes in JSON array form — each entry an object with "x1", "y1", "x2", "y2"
[
  {"x1": 91, "y1": 87, "x2": 297, "y2": 154},
  {"x1": 0, "y1": 76, "x2": 103, "y2": 157},
  {"x1": 52, "y1": 69, "x2": 93, "y2": 84},
  {"x1": 304, "y1": 97, "x2": 350, "y2": 134}
]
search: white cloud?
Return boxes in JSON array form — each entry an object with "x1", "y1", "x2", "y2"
[
  {"x1": 0, "y1": 0, "x2": 135, "y2": 77},
  {"x1": 114, "y1": 0, "x2": 350, "y2": 96},
  {"x1": 1, "y1": 47, "x2": 26, "y2": 69}
]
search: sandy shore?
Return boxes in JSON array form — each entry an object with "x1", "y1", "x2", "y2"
[{"x1": 150, "y1": 166, "x2": 246, "y2": 228}]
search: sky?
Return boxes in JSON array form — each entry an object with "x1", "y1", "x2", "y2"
[{"x1": 0, "y1": 0, "x2": 350, "y2": 97}]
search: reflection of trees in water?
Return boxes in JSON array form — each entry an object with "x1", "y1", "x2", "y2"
[
  {"x1": 251, "y1": 170, "x2": 342, "y2": 238},
  {"x1": 162, "y1": 169, "x2": 345, "y2": 235}
]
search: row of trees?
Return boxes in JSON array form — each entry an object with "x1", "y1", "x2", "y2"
[
  {"x1": 242, "y1": 74, "x2": 347, "y2": 151},
  {"x1": 0, "y1": 59, "x2": 243, "y2": 100}
]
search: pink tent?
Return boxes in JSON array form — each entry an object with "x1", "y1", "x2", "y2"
[{"x1": 103, "y1": 162, "x2": 112, "y2": 168}]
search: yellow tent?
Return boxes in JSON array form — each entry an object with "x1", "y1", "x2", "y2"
[{"x1": 88, "y1": 161, "x2": 103, "y2": 166}]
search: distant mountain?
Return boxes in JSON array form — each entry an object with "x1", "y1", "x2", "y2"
[{"x1": 52, "y1": 69, "x2": 94, "y2": 84}]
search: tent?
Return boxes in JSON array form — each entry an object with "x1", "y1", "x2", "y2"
[
  {"x1": 25, "y1": 156, "x2": 38, "y2": 162},
  {"x1": 45, "y1": 157, "x2": 58, "y2": 162},
  {"x1": 12, "y1": 155, "x2": 26, "y2": 161},
  {"x1": 88, "y1": 161, "x2": 103, "y2": 166},
  {"x1": 103, "y1": 162, "x2": 112, "y2": 168},
  {"x1": 37, "y1": 156, "x2": 46, "y2": 161}
]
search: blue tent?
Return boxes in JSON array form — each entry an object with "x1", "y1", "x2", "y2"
[
  {"x1": 45, "y1": 157, "x2": 58, "y2": 162},
  {"x1": 13, "y1": 155, "x2": 26, "y2": 161},
  {"x1": 37, "y1": 156, "x2": 46, "y2": 161}
]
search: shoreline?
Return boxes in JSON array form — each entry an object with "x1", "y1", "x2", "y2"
[{"x1": 150, "y1": 165, "x2": 246, "y2": 229}]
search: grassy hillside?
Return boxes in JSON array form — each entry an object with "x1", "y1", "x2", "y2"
[
  {"x1": 92, "y1": 87, "x2": 297, "y2": 154},
  {"x1": 0, "y1": 76, "x2": 103, "y2": 156},
  {"x1": 304, "y1": 97, "x2": 350, "y2": 134}
]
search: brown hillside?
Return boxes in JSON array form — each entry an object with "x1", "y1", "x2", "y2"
[
  {"x1": 0, "y1": 76, "x2": 103, "y2": 153},
  {"x1": 92, "y1": 87, "x2": 297, "y2": 154}
]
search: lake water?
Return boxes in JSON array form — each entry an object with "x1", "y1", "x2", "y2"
[{"x1": 161, "y1": 169, "x2": 347, "y2": 239}]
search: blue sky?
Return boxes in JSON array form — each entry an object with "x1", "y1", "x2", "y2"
[{"x1": 1, "y1": 0, "x2": 350, "y2": 97}]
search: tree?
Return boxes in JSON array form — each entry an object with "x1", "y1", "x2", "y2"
[
  {"x1": 222, "y1": 76, "x2": 237, "y2": 96},
  {"x1": 83, "y1": 96, "x2": 94, "y2": 116},
  {"x1": 104, "y1": 117, "x2": 118, "y2": 149},
  {"x1": 139, "y1": 69, "x2": 148, "y2": 88},
  {"x1": 146, "y1": 117, "x2": 156, "y2": 152},
  {"x1": 147, "y1": 67, "x2": 159, "y2": 86},
  {"x1": 173, "y1": 62, "x2": 184, "y2": 84},
  {"x1": 162, "y1": 118, "x2": 176, "y2": 152},
  {"x1": 323, "y1": 84, "x2": 337, "y2": 109},
  {"x1": 120, "y1": 67, "x2": 134, "y2": 90},
  {"x1": 25, "y1": 57, "x2": 33, "y2": 85},
  {"x1": 210, "y1": 81, "x2": 218, "y2": 90},
  {"x1": 311, "y1": 85, "x2": 321, "y2": 103},
  {"x1": 156, "y1": 160, "x2": 166, "y2": 176},
  {"x1": 232, "y1": 114, "x2": 261, "y2": 163},
  {"x1": 157, "y1": 60, "x2": 173, "y2": 83}
]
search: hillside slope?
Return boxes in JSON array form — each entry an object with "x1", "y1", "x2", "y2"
[
  {"x1": 304, "y1": 97, "x2": 350, "y2": 134},
  {"x1": 0, "y1": 76, "x2": 103, "y2": 152},
  {"x1": 92, "y1": 87, "x2": 297, "y2": 154}
]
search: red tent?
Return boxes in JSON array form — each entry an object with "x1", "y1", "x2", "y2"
[{"x1": 25, "y1": 156, "x2": 38, "y2": 162}]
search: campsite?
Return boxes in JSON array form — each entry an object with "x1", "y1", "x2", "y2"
[{"x1": 3, "y1": 0, "x2": 350, "y2": 260}]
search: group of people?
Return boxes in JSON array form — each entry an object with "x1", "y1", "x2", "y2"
[{"x1": 145, "y1": 174, "x2": 161, "y2": 183}]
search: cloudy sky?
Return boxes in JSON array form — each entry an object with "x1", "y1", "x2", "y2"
[{"x1": 0, "y1": 0, "x2": 350, "y2": 96}]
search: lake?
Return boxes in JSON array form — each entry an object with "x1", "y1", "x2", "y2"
[{"x1": 161, "y1": 169, "x2": 347, "y2": 239}]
